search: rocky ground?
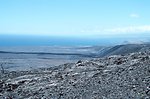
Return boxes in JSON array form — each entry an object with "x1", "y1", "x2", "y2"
[{"x1": 0, "y1": 51, "x2": 150, "y2": 99}]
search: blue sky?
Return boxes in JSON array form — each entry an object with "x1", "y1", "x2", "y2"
[{"x1": 0, "y1": 0, "x2": 150, "y2": 38}]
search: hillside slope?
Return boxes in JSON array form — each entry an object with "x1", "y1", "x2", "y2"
[
  {"x1": 96, "y1": 44, "x2": 150, "y2": 57},
  {"x1": 0, "y1": 51, "x2": 150, "y2": 99}
]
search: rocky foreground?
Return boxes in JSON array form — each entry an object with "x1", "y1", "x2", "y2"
[{"x1": 0, "y1": 52, "x2": 150, "y2": 99}]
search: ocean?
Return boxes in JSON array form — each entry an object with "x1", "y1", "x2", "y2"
[{"x1": 0, "y1": 34, "x2": 149, "y2": 46}]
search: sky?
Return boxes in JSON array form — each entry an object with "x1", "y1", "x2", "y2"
[{"x1": 0, "y1": 0, "x2": 150, "y2": 38}]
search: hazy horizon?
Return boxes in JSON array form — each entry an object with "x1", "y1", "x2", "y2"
[{"x1": 0, "y1": 34, "x2": 150, "y2": 46}]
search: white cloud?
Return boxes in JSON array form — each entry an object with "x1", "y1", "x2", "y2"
[
  {"x1": 80, "y1": 25, "x2": 150, "y2": 36},
  {"x1": 130, "y1": 13, "x2": 140, "y2": 18},
  {"x1": 105, "y1": 25, "x2": 150, "y2": 33}
]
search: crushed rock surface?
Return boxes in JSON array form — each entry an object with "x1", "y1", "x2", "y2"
[{"x1": 0, "y1": 52, "x2": 150, "y2": 99}]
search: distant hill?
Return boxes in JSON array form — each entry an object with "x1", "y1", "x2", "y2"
[{"x1": 95, "y1": 43, "x2": 150, "y2": 57}]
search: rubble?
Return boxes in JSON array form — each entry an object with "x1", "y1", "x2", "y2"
[{"x1": 0, "y1": 51, "x2": 150, "y2": 99}]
